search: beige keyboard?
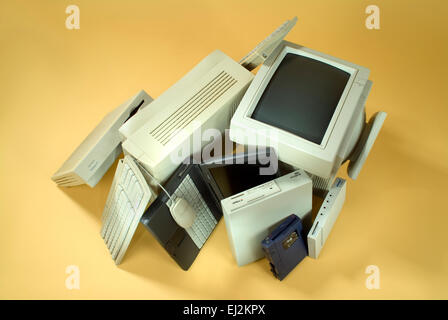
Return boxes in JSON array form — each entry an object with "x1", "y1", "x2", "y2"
[{"x1": 101, "y1": 155, "x2": 154, "y2": 264}]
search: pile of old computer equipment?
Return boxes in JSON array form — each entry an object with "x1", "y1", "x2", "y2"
[{"x1": 52, "y1": 17, "x2": 386, "y2": 280}]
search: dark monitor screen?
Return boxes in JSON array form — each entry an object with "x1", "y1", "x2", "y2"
[
  {"x1": 208, "y1": 164, "x2": 276, "y2": 198},
  {"x1": 251, "y1": 53, "x2": 351, "y2": 145}
]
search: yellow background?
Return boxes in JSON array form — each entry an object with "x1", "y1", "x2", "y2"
[{"x1": 1, "y1": 0, "x2": 447, "y2": 299}]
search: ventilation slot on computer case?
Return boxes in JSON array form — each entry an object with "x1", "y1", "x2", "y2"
[
  {"x1": 308, "y1": 173, "x2": 333, "y2": 197},
  {"x1": 54, "y1": 175, "x2": 83, "y2": 186},
  {"x1": 150, "y1": 71, "x2": 237, "y2": 146}
]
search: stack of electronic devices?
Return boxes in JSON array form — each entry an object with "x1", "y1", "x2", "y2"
[{"x1": 52, "y1": 17, "x2": 387, "y2": 280}]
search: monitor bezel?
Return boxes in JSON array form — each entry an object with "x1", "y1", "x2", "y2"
[{"x1": 230, "y1": 41, "x2": 370, "y2": 177}]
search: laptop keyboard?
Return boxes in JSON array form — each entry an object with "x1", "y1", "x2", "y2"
[
  {"x1": 101, "y1": 156, "x2": 153, "y2": 264},
  {"x1": 173, "y1": 175, "x2": 217, "y2": 248}
]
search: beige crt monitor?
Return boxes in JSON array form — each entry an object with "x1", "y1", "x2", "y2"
[{"x1": 230, "y1": 41, "x2": 387, "y2": 185}]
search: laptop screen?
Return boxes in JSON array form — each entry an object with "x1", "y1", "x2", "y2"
[{"x1": 208, "y1": 164, "x2": 276, "y2": 198}]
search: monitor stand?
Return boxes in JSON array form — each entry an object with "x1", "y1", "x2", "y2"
[{"x1": 347, "y1": 111, "x2": 387, "y2": 179}]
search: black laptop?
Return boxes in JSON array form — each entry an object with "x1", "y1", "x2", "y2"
[{"x1": 140, "y1": 148, "x2": 279, "y2": 270}]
